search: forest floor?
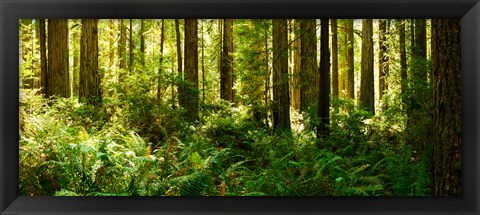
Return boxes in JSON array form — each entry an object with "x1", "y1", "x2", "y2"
[{"x1": 19, "y1": 88, "x2": 432, "y2": 196}]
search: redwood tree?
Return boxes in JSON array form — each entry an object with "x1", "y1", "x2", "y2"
[
  {"x1": 272, "y1": 19, "x2": 291, "y2": 131},
  {"x1": 220, "y1": 19, "x2": 234, "y2": 102},
  {"x1": 378, "y1": 19, "x2": 389, "y2": 101},
  {"x1": 140, "y1": 19, "x2": 145, "y2": 66},
  {"x1": 317, "y1": 19, "x2": 330, "y2": 138},
  {"x1": 300, "y1": 19, "x2": 318, "y2": 113},
  {"x1": 79, "y1": 19, "x2": 101, "y2": 106},
  {"x1": 157, "y1": 19, "x2": 165, "y2": 101},
  {"x1": 346, "y1": 19, "x2": 355, "y2": 100},
  {"x1": 359, "y1": 19, "x2": 374, "y2": 114},
  {"x1": 47, "y1": 19, "x2": 69, "y2": 98},
  {"x1": 176, "y1": 19, "x2": 184, "y2": 108},
  {"x1": 399, "y1": 19, "x2": 407, "y2": 107},
  {"x1": 431, "y1": 19, "x2": 461, "y2": 196},
  {"x1": 39, "y1": 19, "x2": 47, "y2": 96},
  {"x1": 184, "y1": 19, "x2": 199, "y2": 121},
  {"x1": 291, "y1": 20, "x2": 301, "y2": 110},
  {"x1": 331, "y1": 19, "x2": 339, "y2": 98}
]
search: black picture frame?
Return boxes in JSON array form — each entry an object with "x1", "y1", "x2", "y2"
[{"x1": 1, "y1": 0, "x2": 479, "y2": 214}]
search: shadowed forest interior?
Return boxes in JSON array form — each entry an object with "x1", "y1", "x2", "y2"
[{"x1": 19, "y1": 19, "x2": 461, "y2": 196}]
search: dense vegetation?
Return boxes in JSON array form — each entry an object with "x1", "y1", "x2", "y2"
[{"x1": 19, "y1": 19, "x2": 461, "y2": 196}]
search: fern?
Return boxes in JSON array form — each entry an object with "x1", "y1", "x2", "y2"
[
  {"x1": 386, "y1": 149, "x2": 412, "y2": 196},
  {"x1": 169, "y1": 171, "x2": 209, "y2": 196}
]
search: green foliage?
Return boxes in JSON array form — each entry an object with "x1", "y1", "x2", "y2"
[
  {"x1": 19, "y1": 19, "x2": 435, "y2": 197},
  {"x1": 19, "y1": 89, "x2": 433, "y2": 196}
]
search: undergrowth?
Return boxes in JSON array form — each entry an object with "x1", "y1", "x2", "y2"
[{"x1": 19, "y1": 89, "x2": 432, "y2": 196}]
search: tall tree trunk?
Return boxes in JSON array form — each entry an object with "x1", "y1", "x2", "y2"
[
  {"x1": 264, "y1": 22, "x2": 270, "y2": 129},
  {"x1": 79, "y1": 19, "x2": 100, "y2": 106},
  {"x1": 410, "y1": 19, "x2": 415, "y2": 57},
  {"x1": 39, "y1": 19, "x2": 47, "y2": 96},
  {"x1": 346, "y1": 19, "x2": 355, "y2": 100},
  {"x1": 140, "y1": 19, "x2": 145, "y2": 67},
  {"x1": 317, "y1": 19, "x2": 330, "y2": 138},
  {"x1": 431, "y1": 19, "x2": 461, "y2": 196},
  {"x1": 331, "y1": 19, "x2": 338, "y2": 98},
  {"x1": 288, "y1": 20, "x2": 293, "y2": 103},
  {"x1": 360, "y1": 19, "x2": 374, "y2": 114},
  {"x1": 201, "y1": 20, "x2": 206, "y2": 103},
  {"x1": 291, "y1": 20, "x2": 301, "y2": 110},
  {"x1": 118, "y1": 19, "x2": 127, "y2": 83},
  {"x1": 220, "y1": 19, "x2": 234, "y2": 102},
  {"x1": 414, "y1": 19, "x2": 427, "y2": 60},
  {"x1": 399, "y1": 19, "x2": 407, "y2": 108},
  {"x1": 378, "y1": 19, "x2": 389, "y2": 101},
  {"x1": 175, "y1": 19, "x2": 184, "y2": 108},
  {"x1": 184, "y1": 19, "x2": 199, "y2": 121},
  {"x1": 157, "y1": 19, "x2": 165, "y2": 101},
  {"x1": 218, "y1": 19, "x2": 223, "y2": 101},
  {"x1": 129, "y1": 19, "x2": 134, "y2": 74},
  {"x1": 272, "y1": 19, "x2": 291, "y2": 131},
  {"x1": 300, "y1": 19, "x2": 318, "y2": 113},
  {"x1": 47, "y1": 19, "x2": 69, "y2": 98}
]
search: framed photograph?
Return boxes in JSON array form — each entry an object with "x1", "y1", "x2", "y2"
[{"x1": 1, "y1": 0, "x2": 479, "y2": 214}]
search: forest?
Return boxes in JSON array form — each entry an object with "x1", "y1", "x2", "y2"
[{"x1": 19, "y1": 19, "x2": 461, "y2": 196}]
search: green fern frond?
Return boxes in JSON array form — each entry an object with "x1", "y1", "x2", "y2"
[
  {"x1": 169, "y1": 171, "x2": 209, "y2": 196},
  {"x1": 350, "y1": 164, "x2": 371, "y2": 175}
]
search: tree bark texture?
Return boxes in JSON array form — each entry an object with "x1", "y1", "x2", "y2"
[
  {"x1": 39, "y1": 19, "x2": 47, "y2": 96},
  {"x1": 140, "y1": 19, "x2": 145, "y2": 66},
  {"x1": 346, "y1": 19, "x2": 355, "y2": 100},
  {"x1": 360, "y1": 19, "x2": 374, "y2": 114},
  {"x1": 291, "y1": 20, "x2": 302, "y2": 110},
  {"x1": 378, "y1": 19, "x2": 389, "y2": 101},
  {"x1": 272, "y1": 19, "x2": 291, "y2": 131},
  {"x1": 431, "y1": 19, "x2": 461, "y2": 196},
  {"x1": 300, "y1": 19, "x2": 318, "y2": 113},
  {"x1": 47, "y1": 19, "x2": 70, "y2": 98},
  {"x1": 331, "y1": 19, "x2": 339, "y2": 98},
  {"x1": 79, "y1": 19, "x2": 101, "y2": 106},
  {"x1": 184, "y1": 19, "x2": 199, "y2": 121},
  {"x1": 220, "y1": 19, "x2": 234, "y2": 102}
]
